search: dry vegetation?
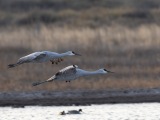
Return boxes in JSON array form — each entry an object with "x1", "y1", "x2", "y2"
[
  {"x1": 0, "y1": 0, "x2": 159, "y2": 92},
  {"x1": 0, "y1": 25, "x2": 159, "y2": 91},
  {"x1": 0, "y1": 0, "x2": 160, "y2": 27}
]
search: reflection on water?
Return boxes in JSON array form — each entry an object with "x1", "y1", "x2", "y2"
[{"x1": 1, "y1": 103, "x2": 160, "y2": 120}]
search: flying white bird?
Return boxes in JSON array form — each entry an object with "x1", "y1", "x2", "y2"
[
  {"x1": 32, "y1": 65, "x2": 113, "y2": 86},
  {"x1": 8, "y1": 51, "x2": 81, "y2": 68}
]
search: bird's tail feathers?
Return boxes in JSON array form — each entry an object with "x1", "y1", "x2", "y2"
[
  {"x1": 32, "y1": 76, "x2": 55, "y2": 86},
  {"x1": 8, "y1": 63, "x2": 18, "y2": 68},
  {"x1": 32, "y1": 81, "x2": 48, "y2": 86}
]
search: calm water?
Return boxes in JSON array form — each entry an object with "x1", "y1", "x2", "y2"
[{"x1": 1, "y1": 103, "x2": 160, "y2": 120}]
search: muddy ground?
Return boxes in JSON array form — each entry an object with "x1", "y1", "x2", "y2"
[{"x1": 0, "y1": 88, "x2": 160, "y2": 107}]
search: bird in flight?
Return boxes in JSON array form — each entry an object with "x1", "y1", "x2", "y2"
[
  {"x1": 8, "y1": 51, "x2": 81, "y2": 68},
  {"x1": 32, "y1": 65, "x2": 113, "y2": 86}
]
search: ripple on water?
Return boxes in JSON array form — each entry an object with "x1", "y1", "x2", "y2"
[{"x1": 1, "y1": 103, "x2": 160, "y2": 120}]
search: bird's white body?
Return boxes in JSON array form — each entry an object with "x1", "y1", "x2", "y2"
[
  {"x1": 8, "y1": 51, "x2": 80, "y2": 68},
  {"x1": 21, "y1": 51, "x2": 60, "y2": 63},
  {"x1": 53, "y1": 68, "x2": 107, "y2": 81},
  {"x1": 32, "y1": 65, "x2": 113, "y2": 86}
]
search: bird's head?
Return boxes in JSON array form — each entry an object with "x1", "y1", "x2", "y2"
[
  {"x1": 66, "y1": 51, "x2": 81, "y2": 56},
  {"x1": 59, "y1": 111, "x2": 66, "y2": 115},
  {"x1": 79, "y1": 109, "x2": 82, "y2": 112}
]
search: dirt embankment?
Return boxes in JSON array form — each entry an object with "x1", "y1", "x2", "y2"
[{"x1": 0, "y1": 88, "x2": 160, "y2": 107}]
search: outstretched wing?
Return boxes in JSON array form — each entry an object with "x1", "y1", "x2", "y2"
[
  {"x1": 8, "y1": 52, "x2": 47, "y2": 68},
  {"x1": 55, "y1": 65, "x2": 77, "y2": 79},
  {"x1": 17, "y1": 52, "x2": 46, "y2": 63},
  {"x1": 32, "y1": 65, "x2": 78, "y2": 86},
  {"x1": 33, "y1": 53, "x2": 46, "y2": 61}
]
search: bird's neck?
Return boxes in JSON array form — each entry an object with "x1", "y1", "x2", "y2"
[
  {"x1": 48, "y1": 52, "x2": 59, "y2": 58},
  {"x1": 77, "y1": 69, "x2": 102, "y2": 77},
  {"x1": 49, "y1": 52, "x2": 68, "y2": 58},
  {"x1": 58, "y1": 52, "x2": 70, "y2": 57}
]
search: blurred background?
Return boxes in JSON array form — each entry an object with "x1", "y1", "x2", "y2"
[{"x1": 0, "y1": 0, "x2": 159, "y2": 92}]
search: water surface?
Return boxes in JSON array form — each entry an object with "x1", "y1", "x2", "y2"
[{"x1": 1, "y1": 103, "x2": 160, "y2": 120}]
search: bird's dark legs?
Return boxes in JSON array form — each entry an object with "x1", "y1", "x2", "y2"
[
  {"x1": 50, "y1": 60, "x2": 54, "y2": 64},
  {"x1": 60, "y1": 58, "x2": 63, "y2": 61},
  {"x1": 66, "y1": 81, "x2": 70, "y2": 83},
  {"x1": 50, "y1": 58, "x2": 64, "y2": 65}
]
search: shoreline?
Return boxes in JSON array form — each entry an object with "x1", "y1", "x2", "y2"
[{"x1": 0, "y1": 88, "x2": 160, "y2": 107}]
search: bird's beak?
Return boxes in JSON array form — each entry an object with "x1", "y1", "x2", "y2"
[
  {"x1": 107, "y1": 70, "x2": 114, "y2": 73},
  {"x1": 74, "y1": 52, "x2": 81, "y2": 56}
]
